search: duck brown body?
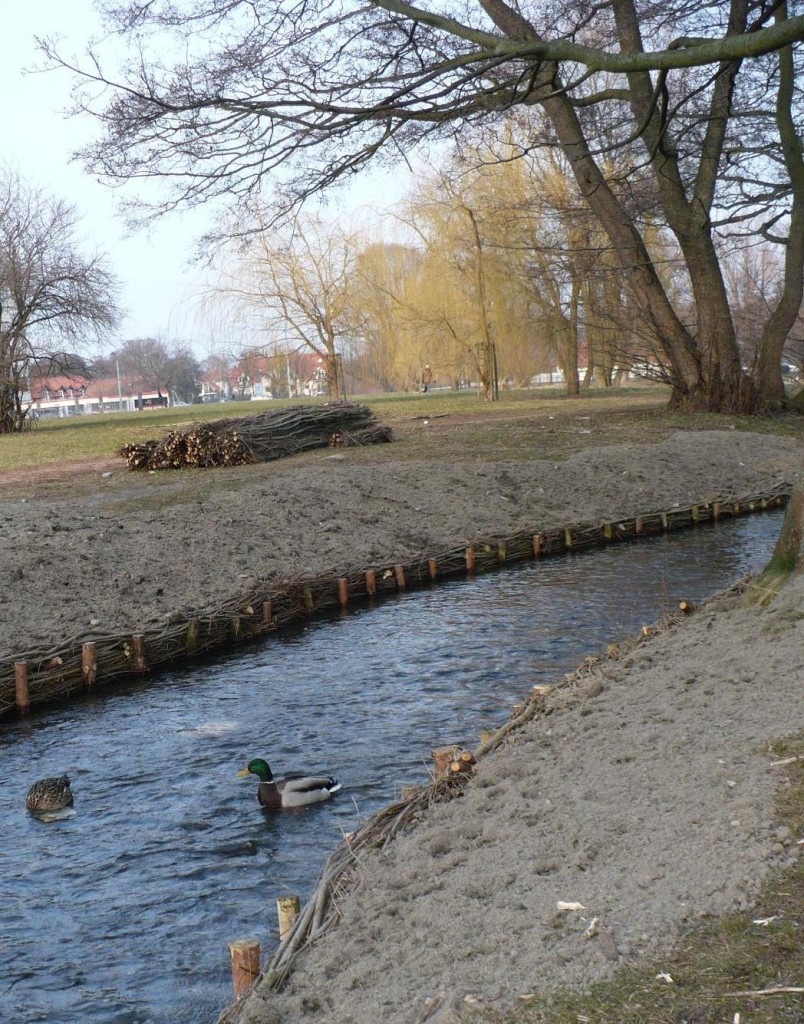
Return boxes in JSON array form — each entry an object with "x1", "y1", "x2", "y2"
[{"x1": 25, "y1": 775, "x2": 74, "y2": 813}]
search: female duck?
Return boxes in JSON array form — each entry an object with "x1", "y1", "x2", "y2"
[
  {"x1": 237, "y1": 758, "x2": 341, "y2": 810},
  {"x1": 25, "y1": 775, "x2": 74, "y2": 814}
]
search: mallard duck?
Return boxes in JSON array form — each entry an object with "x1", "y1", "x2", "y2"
[
  {"x1": 236, "y1": 758, "x2": 341, "y2": 809},
  {"x1": 25, "y1": 775, "x2": 74, "y2": 813}
]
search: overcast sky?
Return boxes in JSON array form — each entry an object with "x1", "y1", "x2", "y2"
[
  {"x1": 2, "y1": 1, "x2": 407, "y2": 360},
  {"x1": 0, "y1": 1, "x2": 227, "y2": 351}
]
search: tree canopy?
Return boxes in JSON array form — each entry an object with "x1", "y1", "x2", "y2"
[{"x1": 48, "y1": 0, "x2": 804, "y2": 412}]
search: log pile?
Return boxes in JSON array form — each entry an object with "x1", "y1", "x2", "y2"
[{"x1": 118, "y1": 403, "x2": 391, "y2": 470}]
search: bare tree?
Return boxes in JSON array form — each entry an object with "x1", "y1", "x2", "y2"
[
  {"x1": 48, "y1": 0, "x2": 804, "y2": 411},
  {"x1": 96, "y1": 336, "x2": 200, "y2": 403},
  {"x1": 0, "y1": 172, "x2": 120, "y2": 432},
  {"x1": 211, "y1": 212, "x2": 356, "y2": 398}
]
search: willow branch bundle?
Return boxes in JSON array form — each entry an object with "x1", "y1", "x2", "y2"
[{"x1": 119, "y1": 403, "x2": 389, "y2": 470}]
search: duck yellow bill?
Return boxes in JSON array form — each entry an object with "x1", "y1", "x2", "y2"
[{"x1": 236, "y1": 767, "x2": 250, "y2": 778}]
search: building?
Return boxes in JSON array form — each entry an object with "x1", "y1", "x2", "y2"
[{"x1": 27, "y1": 375, "x2": 170, "y2": 418}]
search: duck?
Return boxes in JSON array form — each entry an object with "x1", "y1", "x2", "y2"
[
  {"x1": 236, "y1": 758, "x2": 341, "y2": 809},
  {"x1": 25, "y1": 775, "x2": 74, "y2": 814}
]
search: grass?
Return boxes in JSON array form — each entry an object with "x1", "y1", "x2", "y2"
[
  {"x1": 3, "y1": 384, "x2": 802, "y2": 476},
  {"x1": 480, "y1": 736, "x2": 804, "y2": 1024}
]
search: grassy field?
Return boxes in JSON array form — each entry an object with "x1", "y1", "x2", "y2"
[{"x1": 3, "y1": 385, "x2": 801, "y2": 474}]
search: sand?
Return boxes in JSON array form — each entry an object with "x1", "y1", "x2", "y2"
[
  {"x1": 1, "y1": 428, "x2": 801, "y2": 659},
  {"x1": 1, "y1": 426, "x2": 803, "y2": 1024}
]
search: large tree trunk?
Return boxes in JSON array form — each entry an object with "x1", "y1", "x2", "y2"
[
  {"x1": 745, "y1": 482, "x2": 804, "y2": 605},
  {"x1": 756, "y1": 17, "x2": 804, "y2": 409}
]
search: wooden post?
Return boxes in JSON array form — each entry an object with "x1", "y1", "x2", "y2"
[
  {"x1": 428, "y1": 557, "x2": 437, "y2": 580},
  {"x1": 262, "y1": 601, "x2": 273, "y2": 626},
  {"x1": 227, "y1": 939, "x2": 260, "y2": 999},
  {"x1": 302, "y1": 587, "x2": 314, "y2": 612},
  {"x1": 394, "y1": 564, "x2": 406, "y2": 589},
  {"x1": 602, "y1": 523, "x2": 613, "y2": 540},
  {"x1": 186, "y1": 618, "x2": 199, "y2": 654},
  {"x1": 635, "y1": 516, "x2": 643, "y2": 534},
  {"x1": 713, "y1": 501, "x2": 721, "y2": 521},
  {"x1": 532, "y1": 533, "x2": 543, "y2": 558},
  {"x1": 661, "y1": 512, "x2": 668, "y2": 530},
  {"x1": 14, "y1": 662, "x2": 30, "y2": 714},
  {"x1": 465, "y1": 547, "x2": 475, "y2": 573},
  {"x1": 365, "y1": 569, "x2": 376, "y2": 597},
  {"x1": 81, "y1": 642, "x2": 97, "y2": 689},
  {"x1": 564, "y1": 528, "x2": 573, "y2": 549},
  {"x1": 131, "y1": 634, "x2": 147, "y2": 672},
  {"x1": 337, "y1": 577, "x2": 349, "y2": 608},
  {"x1": 277, "y1": 895, "x2": 301, "y2": 940},
  {"x1": 691, "y1": 505, "x2": 700, "y2": 523},
  {"x1": 497, "y1": 541, "x2": 506, "y2": 563},
  {"x1": 230, "y1": 616, "x2": 242, "y2": 640}
]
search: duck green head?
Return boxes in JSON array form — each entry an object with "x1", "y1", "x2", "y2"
[{"x1": 236, "y1": 758, "x2": 274, "y2": 782}]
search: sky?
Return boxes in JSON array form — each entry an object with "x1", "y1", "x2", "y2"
[
  {"x1": 0, "y1": 1, "x2": 403, "y2": 358},
  {"x1": 1, "y1": 1, "x2": 223, "y2": 351}
]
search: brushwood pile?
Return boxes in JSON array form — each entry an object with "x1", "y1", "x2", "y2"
[{"x1": 118, "y1": 403, "x2": 392, "y2": 470}]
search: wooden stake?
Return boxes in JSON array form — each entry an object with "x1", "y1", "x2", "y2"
[
  {"x1": 635, "y1": 516, "x2": 643, "y2": 534},
  {"x1": 564, "y1": 528, "x2": 573, "y2": 548},
  {"x1": 277, "y1": 895, "x2": 301, "y2": 940},
  {"x1": 465, "y1": 547, "x2": 475, "y2": 572},
  {"x1": 691, "y1": 505, "x2": 700, "y2": 522},
  {"x1": 81, "y1": 642, "x2": 97, "y2": 689},
  {"x1": 262, "y1": 601, "x2": 273, "y2": 625},
  {"x1": 532, "y1": 533, "x2": 543, "y2": 558},
  {"x1": 227, "y1": 939, "x2": 260, "y2": 999},
  {"x1": 427, "y1": 557, "x2": 438, "y2": 580},
  {"x1": 186, "y1": 618, "x2": 199, "y2": 654},
  {"x1": 337, "y1": 577, "x2": 349, "y2": 608},
  {"x1": 365, "y1": 569, "x2": 376, "y2": 597},
  {"x1": 497, "y1": 541, "x2": 506, "y2": 562},
  {"x1": 131, "y1": 634, "x2": 147, "y2": 672},
  {"x1": 713, "y1": 501, "x2": 721, "y2": 521},
  {"x1": 302, "y1": 587, "x2": 314, "y2": 612},
  {"x1": 14, "y1": 662, "x2": 29, "y2": 714},
  {"x1": 602, "y1": 523, "x2": 613, "y2": 540},
  {"x1": 394, "y1": 564, "x2": 406, "y2": 589},
  {"x1": 230, "y1": 616, "x2": 242, "y2": 640},
  {"x1": 661, "y1": 512, "x2": 668, "y2": 529}
]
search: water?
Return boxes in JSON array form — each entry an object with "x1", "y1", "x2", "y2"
[{"x1": 0, "y1": 511, "x2": 783, "y2": 1024}]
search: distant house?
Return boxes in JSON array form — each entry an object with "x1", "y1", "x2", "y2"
[
  {"x1": 228, "y1": 351, "x2": 332, "y2": 400},
  {"x1": 28, "y1": 374, "x2": 170, "y2": 418}
]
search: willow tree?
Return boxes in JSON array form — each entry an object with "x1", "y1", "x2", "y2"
[
  {"x1": 349, "y1": 241, "x2": 424, "y2": 392},
  {"x1": 211, "y1": 212, "x2": 356, "y2": 398},
  {"x1": 53, "y1": 0, "x2": 804, "y2": 411}
]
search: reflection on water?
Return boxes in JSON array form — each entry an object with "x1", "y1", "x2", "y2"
[{"x1": 0, "y1": 511, "x2": 782, "y2": 1024}]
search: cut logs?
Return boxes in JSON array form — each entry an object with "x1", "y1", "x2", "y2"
[{"x1": 118, "y1": 403, "x2": 392, "y2": 470}]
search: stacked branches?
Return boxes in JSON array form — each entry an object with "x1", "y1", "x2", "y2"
[{"x1": 119, "y1": 403, "x2": 391, "y2": 470}]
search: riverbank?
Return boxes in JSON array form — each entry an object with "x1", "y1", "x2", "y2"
[
  {"x1": 2, "y1": 410, "x2": 803, "y2": 1023},
  {"x1": 1, "y1": 426, "x2": 802, "y2": 660},
  {"x1": 225, "y1": 529, "x2": 804, "y2": 1024}
]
